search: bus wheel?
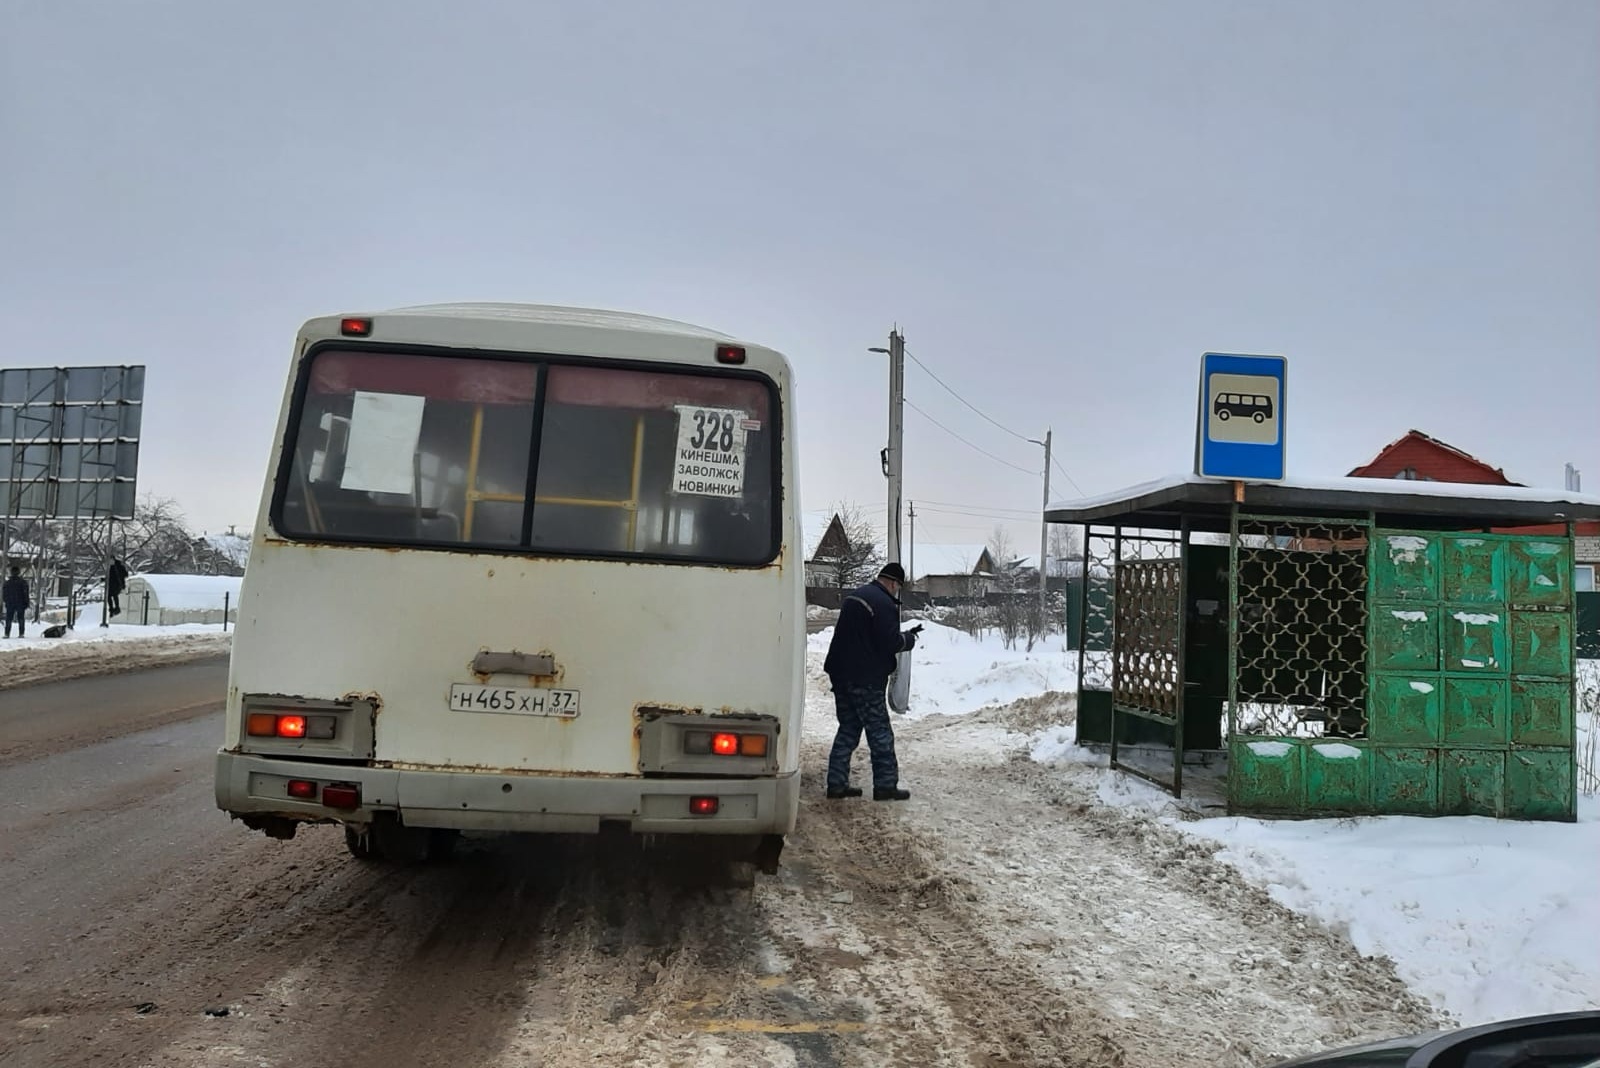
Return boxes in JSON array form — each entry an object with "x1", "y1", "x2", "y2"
[
  {"x1": 1253, "y1": 411, "x2": 1265, "y2": 423},
  {"x1": 370, "y1": 816, "x2": 432, "y2": 864},
  {"x1": 344, "y1": 825, "x2": 384, "y2": 861},
  {"x1": 427, "y1": 829, "x2": 460, "y2": 862},
  {"x1": 754, "y1": 834, "x2": 784, "y2": 875}
]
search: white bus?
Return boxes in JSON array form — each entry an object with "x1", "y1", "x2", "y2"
[{"x1": 214, "y1": 303, "x2": 803, "y2": 872}]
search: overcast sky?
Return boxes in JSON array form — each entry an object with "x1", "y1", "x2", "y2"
[{"x1": 3, "y1": 1, "x2": 1595, "y2": 553}]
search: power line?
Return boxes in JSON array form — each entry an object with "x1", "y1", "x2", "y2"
[
  {"x1": 905, "y1": 344, "x2": 1086, "y2": 495},
  {"x1": 904, "y1": 348, "x2": 1035, "y2": 445},
  {"x1": 905, "y1": 399, "x2": 1038, "y2": 477},
  {"x1": 915, "y1": 502, "x2": 1039, "y2": 520},
  {"x1": 1051, "y1": 456, "x2": 1084, "y2": 496},
  {"x1": 916, "y1": 501, "x2": 1038, "y2": 517}
]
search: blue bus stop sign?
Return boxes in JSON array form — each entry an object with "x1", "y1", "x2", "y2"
[{"x1": 1195, "y1": 352, "x2": 1287, "y2": 481}]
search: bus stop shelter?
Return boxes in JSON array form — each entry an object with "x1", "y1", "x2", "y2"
[{"x1": 1046, "y1": 474, "x2": 1600, "y2": 821}]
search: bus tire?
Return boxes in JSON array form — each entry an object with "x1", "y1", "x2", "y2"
[
  {"x1": 1217, "y1": 409, "x2": 1230, "y2": 420},
  {"x1": 344, "y1": 825, "x2": 384, "y2": 861},
  {"x1": 754, "y1": 834, "x2": 784, "y2": 875},
  {"x1": 371, "y1": 815, "x2": 432, "y2": 865},
  {"x1": 427, "y1": 828, "x2": 460, "y2": 862},
  {"x1": 1253, "y1": 411, "x2": 1265, "y2": 423}
]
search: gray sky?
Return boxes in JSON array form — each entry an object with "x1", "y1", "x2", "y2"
[{"x1": 3, "y1": 1, "x2": 1595, "y2": 552}]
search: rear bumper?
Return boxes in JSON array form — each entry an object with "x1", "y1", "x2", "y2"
[{"x1": 214, "y1": 751, "x2": 799, "y2": 836}]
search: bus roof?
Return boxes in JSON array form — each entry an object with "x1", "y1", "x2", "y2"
[{"x1": 373, "y1": 303, "x2": 738, "y2": 342}]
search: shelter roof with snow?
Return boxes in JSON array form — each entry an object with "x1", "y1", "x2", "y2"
[{"x1": 1046, "y1": 473, "x2": 1600, "y2": 532}]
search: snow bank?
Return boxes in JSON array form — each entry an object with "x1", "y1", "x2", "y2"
[
  {"x1": 1180, "y1": 800, "x2": 1600, "y2": 1026},
  {"x1": 1, "y1": 611, "x2": 229, "y2": 651},
  {"x1": 1041, "y1": 659, "x2": 1600, "y2": 1027},
  {"x1": 808, "y1": 621, "x2": 1077, "y2": 720},
  {"x1": 0, "y1": 622, "x2": 231, "y2": 690}
]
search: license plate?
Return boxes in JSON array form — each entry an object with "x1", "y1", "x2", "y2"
[{"x1": 449, "y1": 684, "x2": 580, "y2": 718}]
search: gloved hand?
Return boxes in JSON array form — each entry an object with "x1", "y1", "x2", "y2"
[{"x1": 902, "y1": 624, "x2": 922, "y2": 650}]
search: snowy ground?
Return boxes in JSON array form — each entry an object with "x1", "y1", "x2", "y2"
[
  {"x1": 808, "y1": 622, "x2": 1079, "y2": 721},
  {"x1": 805, "y1": 623, "x2": 1437, "y2": 1064},
  {"x1": 1001, "y1": 632, "x2": 1600, "y2": 1029},
  {"x1": 0, "y1": 604, "x2": 231, "y2": 690},
  {"x1": 11, "y1": 615, "x2": 1592, "y2": 1064}
]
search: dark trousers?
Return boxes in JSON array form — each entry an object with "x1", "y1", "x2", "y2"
[
  {"x1": 4, "y1": 605, "x2": 24, "y2": 637},
  {"x1": 108, "y1": 592, "x2": 120, "y2": 616},
  {"x1": 826, "y1": 681, "x2": 899, "y2": 791}
]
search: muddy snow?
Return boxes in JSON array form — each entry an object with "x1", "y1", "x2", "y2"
[
  {"x1": 0, "y1": 628, "x2": 231, "y2": 691},
  {"x1": 25, "y1": 622, "x2": 1588, "y2": 1067}
]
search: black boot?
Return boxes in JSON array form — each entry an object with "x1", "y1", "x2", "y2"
[
  {"x1": 873, "y1": 787, "x2": 910, "y2": 801},
  {"x1": 825, "y1": 786, "x2": 863, "y2": 799}
]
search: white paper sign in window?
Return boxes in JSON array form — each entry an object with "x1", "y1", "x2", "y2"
[
  {"x1": 672, "y1": 405, "x2": 752, "y2": 498},
  {"x1": 340, "y1": 391, "x2": 426, "y2": 494}
]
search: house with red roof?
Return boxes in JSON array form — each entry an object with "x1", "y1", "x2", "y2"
[{"x1": 1349, "y1": 430, "x2": 1597, "y2": 590}]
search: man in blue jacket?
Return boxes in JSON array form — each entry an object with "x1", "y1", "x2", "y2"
[
  {"x1": 3, "y1": 566, "x2": 30, "y2": 639},
  {"x1": 822, "y1": 562, "x2": 922, "y2": 801}
]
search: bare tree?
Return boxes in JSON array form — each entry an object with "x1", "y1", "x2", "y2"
[
  {"x1": 819, "y1": 501, "x2": 885, "y2": 594},
  {"x1": 1047, "y1": 524, "x2": 1081, "y2": 577},
  {"x1": 986, "y1": 526, "x2": 1025, "y2": 648}
]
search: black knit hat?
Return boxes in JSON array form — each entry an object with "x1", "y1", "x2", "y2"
[{"x1": 878, "y1": 562, "x2": 906, "y2": 583}]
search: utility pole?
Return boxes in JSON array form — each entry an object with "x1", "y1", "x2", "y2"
[
  {"x1": 1038, "y1": 429, "x2": 1052, "y2": 618},
  {"x1": 908, "y1": 501, "x2": 916, "y2": 591},
  {"x1": 871, "y1": 328, "x2": 906, "y2": 567}
]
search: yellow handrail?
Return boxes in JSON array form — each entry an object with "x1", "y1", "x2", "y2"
[
  {"x1": 460, "y1": 410, "x2": 647, "y2": 547},
  {"x1": 462, "y1": 405, "x2": 485, "y2": 540}
]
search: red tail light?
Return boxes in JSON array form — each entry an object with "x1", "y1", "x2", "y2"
[
  {"x1": 276, "y1": 715, "x2": 307, "y2": 739},
  {"x1": 322, "y1": 784, "x2": 361, "y2": 810},
  {"x1": 714, "y1": 345, "x2": 745, "y2": 365},
  {"x1": 340, "y1": 317, "x2": 373, "y2": 337},
  {"x1": 711, "y1": 733, "x2": 739, "y2": 755},
  {"x1": 689, "y1": 796, "x2": 719, "y2": 816},
  {"x1": 286, "y1": 779, "x2": 317, "y2": 800}
]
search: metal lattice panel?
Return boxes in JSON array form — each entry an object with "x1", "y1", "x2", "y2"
[
  {"x1": 1079, "y1": 530, "x2": 1117, "y2": 692},
  {"x1": 1231, "y1": 519, "x2": 1369, "y2": 738},
  {"x1": 1113, "y1": 558, "x2": 1181, "y2": 720}
]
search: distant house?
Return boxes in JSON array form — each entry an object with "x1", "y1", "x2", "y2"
[
  {"x1": 1348, "y1": 429, "x2": 1517, "y2": 484},
  {"x1": 1350, "y1": 429, "x2": 1597, "y2": 591},
  {"x1": 804, "y1": 514, "x2": 853, "y2": 588},
  {"x1": 3, "y1": 539, "x2": 43, "y2": 569},
  {"x1": 912, "y1": 543, "x2": 1016, "y2": 600}
]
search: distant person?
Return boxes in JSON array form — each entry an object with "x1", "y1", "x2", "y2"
[
  {"x1": 822, "y1": 562, "x2": 922, "y2": 801},
  {"x1": 107, "y1": 558, "x2": 129, "y2": 617},
  {"x1": 3, "y1": 566, "x2": 30, "y2": 639}
]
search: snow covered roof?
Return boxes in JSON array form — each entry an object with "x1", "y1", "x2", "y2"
[
  {"x1": 378, "y1": 303, "x2": 736, "y2": 341},
  {"x1": 125, "y1": 573, "x2": 243, "y2": 610},
  {"x1": 911, "y1": 543, "x2": 992, "y2": 578},
  {"x1": 1046, "y1": 473, "x2": 1600, "y2": 531}
]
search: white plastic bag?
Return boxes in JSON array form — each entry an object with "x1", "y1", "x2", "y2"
[{"x1": 888, "y1": 650, "x2": 912, "y2": 714}]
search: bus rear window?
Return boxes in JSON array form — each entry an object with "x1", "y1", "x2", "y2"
[
  {"x1": 274, "y1": 350, "x2": 778, "y2": 565},
  {"x1": 531, "y1": 365, "x2": 774, "y2": 562}
]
